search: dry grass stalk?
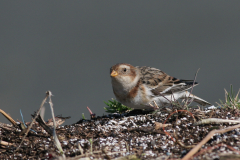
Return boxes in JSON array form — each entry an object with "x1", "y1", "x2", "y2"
[
  {"x1": 154, "y1": 122, "x2": 171, "y2": 130},
  {"x1": 0, "y1": 140, "x2": 13, "y2": 146},
  {"x1": 48, "y1": 91, "x2": 65, "y2": 158},
  {"x1": 194, "y1": 118, "x2": 240, "y2": 125},
  {"x1": 193, "y1": 143, "x2": 240, "y2": 159},
  {"x1": 0, "y1": 109, "x2": 17, "y2": 126},
  {"x1": 183, "y1": 68, "x2": 200, "y2": 108},
  {"x1": 77, "y1": 142, "x2": 84, "y2": 155},
  {"x1": 182, "y1": 123, "x2": 240, "y2": 160},
  {"x1": 15, "y1": 91, "x2": 49, "y2": 151}
]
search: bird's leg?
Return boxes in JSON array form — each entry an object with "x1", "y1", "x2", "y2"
[{"x1": 148, "y1": 101, "x2": 159, "y2": 110}]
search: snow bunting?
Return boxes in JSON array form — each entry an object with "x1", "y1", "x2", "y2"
[{"x1": 110, "y1": 63, "x2": 211, "y2": 109}]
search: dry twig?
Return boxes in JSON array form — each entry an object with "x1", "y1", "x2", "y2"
[
  {"x1": 0, "y1": 109, "x2": 17, "y2": 127},
  {"x1": 154, "y1": 122, "x2": 171, "y2": 130},
  {"x1": 0, "y1": 140, "x2": 13, "y2": 146},
  {"x1": 15, "y1": 91, "x2": 49, "y2": 151},
  {"x1": 192, "y1": 143, "x2": 240, "y2": 159},
  {"x1": 182, "y1": 123, "x2": 240, "y2": 160},
  {"x1": 184, "y1": 68, "x2": 200, "y2": 108},
  {"x1": 194, "y1": 118, "x2": 240, "y2": 126}
]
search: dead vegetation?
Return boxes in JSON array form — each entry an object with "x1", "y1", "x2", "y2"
[{"x1": 1, "y1": 86, "x2": 240, "y2": 159}]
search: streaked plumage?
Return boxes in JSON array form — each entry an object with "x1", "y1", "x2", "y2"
[{"x1": 110, "y1": 63, "x2": 211, "y2": 109}]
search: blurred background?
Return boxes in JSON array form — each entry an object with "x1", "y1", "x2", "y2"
[{"x1": 0, "y1": 1, "x2": 240, "y2": 125}]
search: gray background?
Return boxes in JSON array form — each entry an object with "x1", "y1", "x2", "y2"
[{"x1": 0, "y1": 1, "x2": 240, "y2": 125}]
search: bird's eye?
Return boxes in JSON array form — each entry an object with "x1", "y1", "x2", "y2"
[{"x1": 123, "y1": 68, "x2": 127, "y2": 72}]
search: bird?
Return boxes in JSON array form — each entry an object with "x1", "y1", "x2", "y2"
[{"x1": 110, "y1": 63, "x2": 211, "y2": 109}]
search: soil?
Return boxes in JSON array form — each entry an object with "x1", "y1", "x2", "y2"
[{"x1": 1, "y1": 107, "x2": 240, "y2": 160}]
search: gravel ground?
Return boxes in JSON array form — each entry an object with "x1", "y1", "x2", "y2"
[{"x1": 1, "y1": 107, "x2": 240, "y2": 159}]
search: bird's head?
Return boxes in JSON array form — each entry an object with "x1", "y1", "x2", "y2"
[{"x1": 110, "y1": 63, "x2": 140, "y2": 90}]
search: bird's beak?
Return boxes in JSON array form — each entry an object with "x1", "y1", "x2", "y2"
[{"x1": 111, "y1": 70, "x2": 118, "y2": 77}]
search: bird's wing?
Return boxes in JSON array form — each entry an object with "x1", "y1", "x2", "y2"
[
  {"x1": 151, "y1": 79, "x2": 198, "y2": 96},
  {"x1": 137, "y1": 66, "x2": 198, "y2": 96}
]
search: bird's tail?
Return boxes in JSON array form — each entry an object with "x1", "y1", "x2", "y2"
[{"x1": 183, "y1": 91, "x2": 211, "y2": 106}]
